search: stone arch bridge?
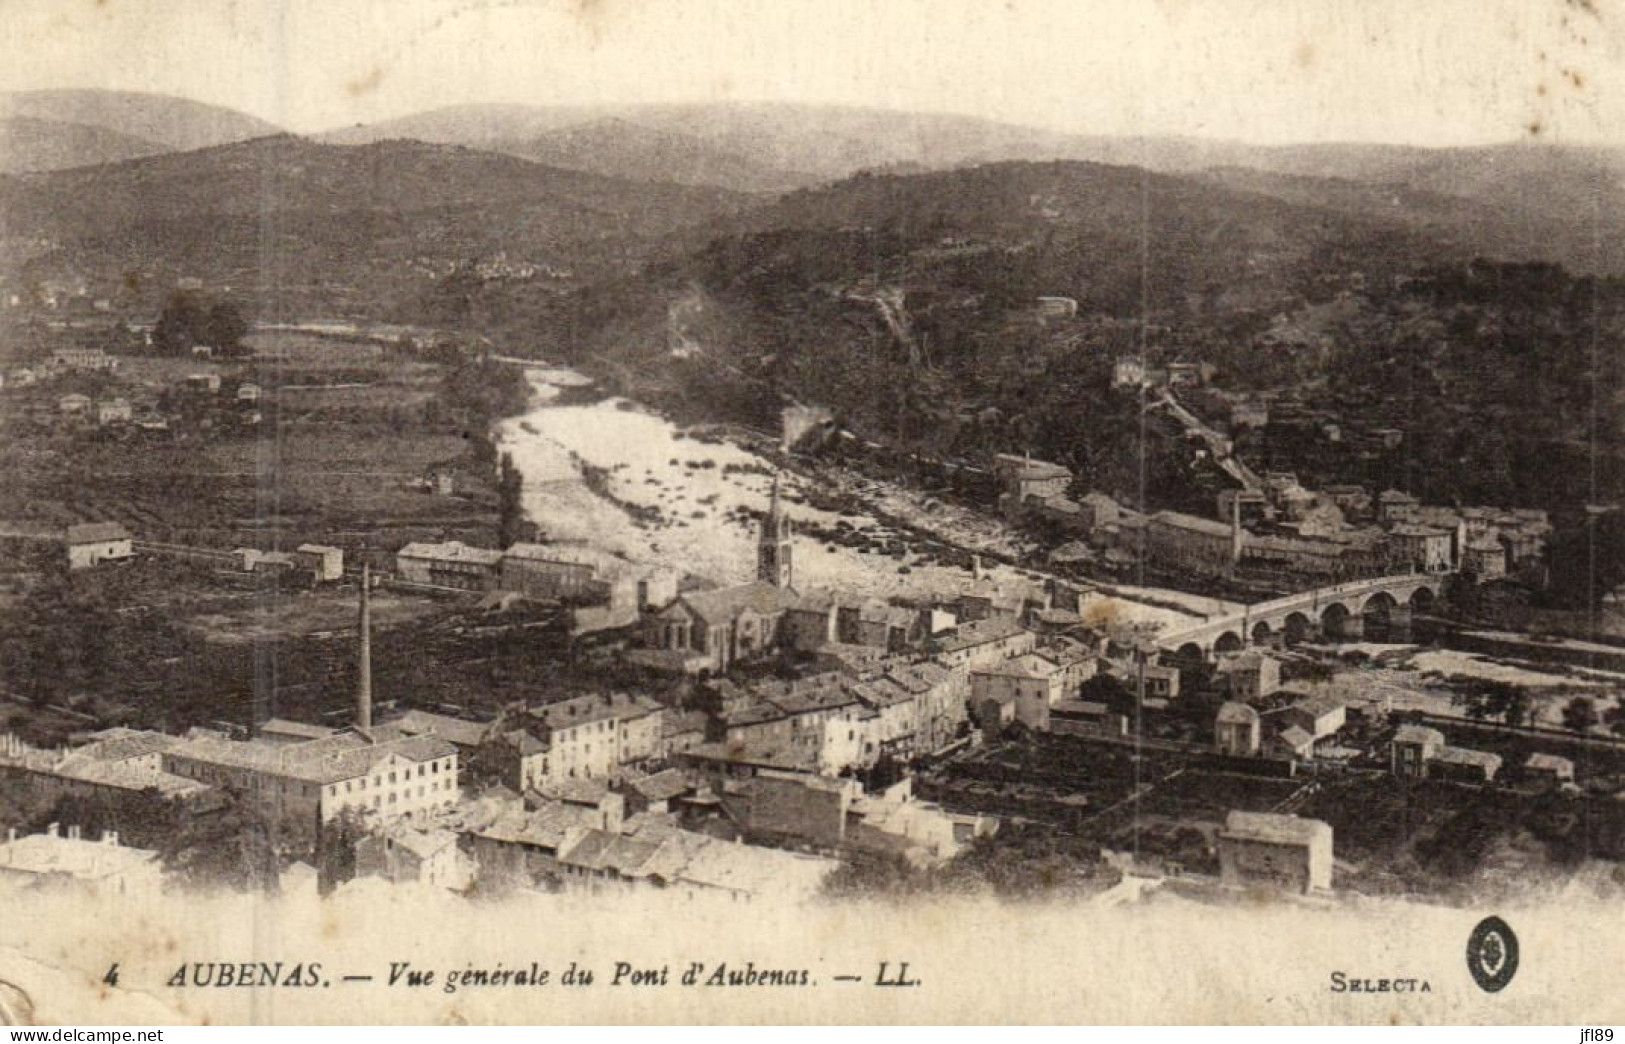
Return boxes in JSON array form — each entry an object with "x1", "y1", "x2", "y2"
[{"x1": 1156, "y1": 573, "x2": 1447, "y2": 661}]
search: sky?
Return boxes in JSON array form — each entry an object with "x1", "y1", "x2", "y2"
[{"x1": 0, "y1": 0, "x2": 1620, "y2": 145}]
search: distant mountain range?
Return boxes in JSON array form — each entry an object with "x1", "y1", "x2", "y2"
[
  {"x1": 3, "y1": 90, "x2": 1621, "y2": 273},
  {"x1": 0, "y1": 89, "x2": 283, "y2": 172},
  {"x1": 322, "y1": 100, "x2": 1625, "y2": 273},
  {"x1": 0, "y1": 135, "x2": 747, "y2": 314}
]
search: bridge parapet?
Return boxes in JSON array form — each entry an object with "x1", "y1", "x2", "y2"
[{"x1": 1157, "y1": 573, "x2": 1445, "y2": 653}]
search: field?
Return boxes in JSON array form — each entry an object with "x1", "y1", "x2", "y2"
[
  {"x1": 0, "y1": 337, "x2": 498, "y2": 547},
  {"x1": 180, "y1": 585, "x2": 442, "y2": 646}
]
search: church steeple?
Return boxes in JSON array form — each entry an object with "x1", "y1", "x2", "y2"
[{"x1": 758, "y1": 476, "x2": 794, "y2": 588}]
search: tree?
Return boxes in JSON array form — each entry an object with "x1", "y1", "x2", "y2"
[
  {"x1": 204, "y1": 301, "x2": 249, "y2": 355},
  {"x1": 152, "y1": 293, "x2": 248, "y2": 355},
  {"x1": 152, "y1": 292, "x2": 208, "y2": 354},
  {"x1": 1079, "y1": 672, "x2": 1137, "y2": 718},
  {"x1": 315, "y1": 808, "x2": 368, "y2": 895},
  {"x1": 1458, "y1": 682, "x2": 1533, "y2": 728},
  {"x1": 497, "y1": 452, "x2": 526, "y2": 548},
  {"x1": 160, "y1": 789, "x2": 288, "y2": 894},
  {"x1": 1562, "y1": 696, "x2": 1600, "y2": 733}
]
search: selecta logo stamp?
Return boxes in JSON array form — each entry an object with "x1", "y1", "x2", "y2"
[{"x1": 1466, "y1": 916, "x2": 1519, "y2": 994}]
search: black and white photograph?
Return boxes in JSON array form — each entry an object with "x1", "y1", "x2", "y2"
[{"x1": 0, "y1": 0, "x2": 1621, "y2": 1026}]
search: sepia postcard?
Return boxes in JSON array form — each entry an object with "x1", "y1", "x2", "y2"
[{"x1": 0, "y1": 0, "x2": 1623, "y2": 1026}]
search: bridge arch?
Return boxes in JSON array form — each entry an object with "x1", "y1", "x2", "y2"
[
  {"x1": 1214, "y1": 630, "x2": 1244, "y2": 655},
  {"x1": 1251, "y1": 620, "x2": 1273, "y2": 646},
  {"x1": 1174, "y1": 642, "x2": 1204, "y2": 665},
  {"x1": 1282, "y1": 611, "x2": 1312, "y2": 646},
  {"x1": 1360, "y1": 590, "x2": 1403, "y2": 640},
  {"x1": 1409, "y1": 586, "x2": 1437, "y2": 613},
  {"x1": 1320, "y1": 601, "x2": 1362, "y2": 641}
]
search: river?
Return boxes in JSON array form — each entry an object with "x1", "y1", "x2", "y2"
[{"x1": 494, "y1": 368, "x2": 1221, "y2": 629}]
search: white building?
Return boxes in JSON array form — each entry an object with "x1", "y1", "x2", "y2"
[
  {"x1": 0, "y1": 826, "x2": 161, "y2": 898},
  {"x1": 65, "y1": 522, "x2": 134, "y2": 570},
  {"x1": 163, "y1": 725, "x2": 459, "y2": 836}
]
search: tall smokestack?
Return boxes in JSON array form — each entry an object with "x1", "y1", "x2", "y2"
[
  {"x1": 1229, "y1": 493, "x2": 1244, "y2": 568},
  {"x1": 356, "y1": 563, "x2": 372, "y2": 729}
]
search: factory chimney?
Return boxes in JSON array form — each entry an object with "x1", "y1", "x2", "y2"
[
  {"x1": 1229, "y1": 493, "x2": 1244, "y2": 569},
  {"x1": 356, "y1": 563, "x2": 373, "y2": 729}
]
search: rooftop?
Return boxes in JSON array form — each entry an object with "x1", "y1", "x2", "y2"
[
  {"x1": 168, "y1": 726, "x2": 456, "y2": 785},
  {"x1": 935, "y1": 617, "x2": 1028, "y2": 654},
  {"x1": 0, "y1": 831, "x2": 158, "y2": 882},
  {"x1": 1277, "y1": 725, "x2": 1315, "y2": 749},
  {"x1": 65, "y1": 522, "x2": 130, "y2": 545},
  {"x1": 529, "y1": 692, "x2": 662, "y2": 735},
  {"x1": 1221, "y1": 811, "x2": 1331, "y2": 847},
  {"x1": 1393, "y1": 724, "x2": 1446, "y2": 747},
  {"x1": 1432, "y1": 746, "x2": 1503, "y2": 771},
  {"x1": 676, "y1": 581, "x2": 799, "y2": 625},
  {"x1": 1150, "y1": 511, "x2": 1235, "y2": 538},
  {"x1": 389, "y1": 709, "x2": 494, "y2": 749},
  {"x1": 396, "y1": 540, "x2": 504, "y2": 565}
]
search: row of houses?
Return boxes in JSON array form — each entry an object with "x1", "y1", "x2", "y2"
[
  {"x1": 394, "y1": 540, "x2": 680, "y2": 625},
  {"x1": 1005, "y1": 457, "x2": 1547, "y2": 585}
]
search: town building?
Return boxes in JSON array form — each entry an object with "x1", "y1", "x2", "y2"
[
  {"x1": 515, "y1": 693, "x2": 666, "y2": 785},
  {"x1": 1388, "y1": 725, "x2": 1501, "y2": 782},
  {"x1": 644, "y1": 581, "x2": 798, "y2": 674},
  {"x1": 58, "y1": 392, "x2": 91, "y2": 415},
  {"x1": 1385, "y1": 524, "x2": 1455, "y2": 573},
  {"x1": 1462, "y1": 536, "x2": 1508, "y2": 580},
  {"x1": 1048, "y1": 699, "x2": 1128, "y2": 738},
  {"x1": 95, "y1": 398, "x2": 132, "y2": 425},
  {"x1": 1390, "y1": 724, "x2": 1446, "y2": 777},
  {"x1": 388, "y1": 710, "x2": 492, "y2": 757},
  {"x1": 65, "y1": 522, "x2": 133, "y2": 570},
  {"x1": 1376, "y1": 489, "x2": 1422, "y2": 525},
  {"x1": 1146, "y1": 511, "x2": 1240, "y2": 577},
  {"x1": 500, "y1": 543, "x2": 616, "y2": 602},
  {"x1": 720, "y1": 679, "x2": 872, "y2": 774},
  {"x1": 1525, "y1": 752, "x2": 1576, "y2": 784},
  {"x1": 1217, "y1": 811, "x2": 1333, "y2": 895},
  {"x1": 1280, "y1": 697, "x2": 1347, "y2": 742},
  {"x1": 1428, "y1": 746, "x2": 1503, "y2": 784},
  {"x1": 48, "y1": 347, "x2": 119, "y2": 373},
  {"x1": 1215, "y1": 651, "x2": 1281, "y2": 701},
  {"x1": 0, "y1": 826, "x2": 160, "y2": 898},
  {"x1": 294, "y1": 544, "x2": 345, "y2": 583},
  {"x1": 555, "y1": 820, "x2": 838, "y2": 902},
  {"x1": 1214, "y1": 702, "x2": 1262, "y2": 756},
  {"x1": 394, "y1": 541, "x2": 504, "y2": 590},
  {"x1": 355, "y1": 825, "x2": 470, "y2": 891},
  {"x1": 1107, "y1": 658, "x2": 1180, "y2": 701},
  {"x1": 931, "y1": 617, "x2": 1036, "y2": 671},
  {"x1": 163, "y1": 725, "x2": 459, "y2": 836},
  {"x1": 970, "y1": 655, "x2": 1066, "y2": 730},
  {"x1": 0, "y1": 731, "x2": 208, "y2": 806},
  {"x1": 993, "y1": 454, "x2": 1073, "y2": 515}
]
